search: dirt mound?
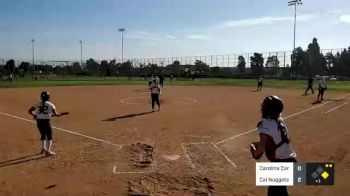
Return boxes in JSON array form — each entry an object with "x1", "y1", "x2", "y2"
[{"x1": 127, "y1": 173, "x2": 215, "y2": 196}]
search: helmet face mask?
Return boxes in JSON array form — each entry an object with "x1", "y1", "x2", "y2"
[{"x1": 261, "y1": 95, "x2": 283, "y2": 120}]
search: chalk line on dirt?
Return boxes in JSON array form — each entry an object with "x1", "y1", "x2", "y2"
[
  {"x1": 215, "y1": 93, "x2": 350, "y2": 145},
  {"x1": 0, "y1": 112, "x2": 122, "y2": 148},
  {"x1": 120, "y1": 96, "x2": 147, "y2": 105},
  {"x1": 211, "y1": 142, "x2": 237, "y2": 169},
  {"x1": 112, "y1": 166, "x2": 154, "y2": 174},
  {"x1": 181, "y1": 143, "x2": 196, "y2": 169},
  {"x1": 324, "y1": 102, "x2": 348, "y2": 114}
]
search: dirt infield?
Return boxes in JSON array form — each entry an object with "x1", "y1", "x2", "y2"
[{"x1": 0, "y1": 85, "x2": 350, "y2": 195}]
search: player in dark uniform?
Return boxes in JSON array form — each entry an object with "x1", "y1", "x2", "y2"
[
  {"x1": 250, "y1": 95, "x2": 297, "y2": 196},
  {"x1": 159, "y1": 75, "x2": 164, "y2": 88},
  {"x1": 304, "y1": 77, "x2": 314, "y2": 95},
  {"x1": 257, "y1": 76, "x2": 263, "y2": 91}
]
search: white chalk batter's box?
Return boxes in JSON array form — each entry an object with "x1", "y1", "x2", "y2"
[{"x1": 256, "y1": 162, "x2": 335, "y2": 186}]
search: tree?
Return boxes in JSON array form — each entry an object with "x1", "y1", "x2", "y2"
[
  {"x1": 119, "y1": 61, "x2": 133, "y2": 76},
  {"x1": 332, "y1": 48, "x2": 350, "y2": 76},
  {"x1": 19, "y1": 62, "x2": 30, "y2": 73},
  {"x1": 265, "y1": 55, "x2": 280, "y2": 76},
  {"x1": 86, "y1": 58, "x2": 99, "y2": 75},
  {"x1": 250, "y1": 53, "x2": 264, "y2": 76},
  {"x1": 108, "y1": 59, "x2": 117, "y2": 76},
  {"x1": 149, "y1": 63, "x2": 159, "y2": 75},
  {"x1": 100, "y1": 60, "x2": 109, "y2": 76},
  {"x1": 5, "y1": 59, "x2": 15, "y2": 73},
  {"x1": 194, "y1": 60, "x2": 210, "y2": 75},
  {"x1": 237, "y1": 55, "x2": 246, "y2": 75},
  {"x1": 72, "y1": 62, "x2": 82, "y2": 74},
  {"x1": 307, "y1": 38, "x2": 327, "y2": 75},
  {"x1": 325, "y1": 52, "x2": 336, "y2": 74},
  {"x1": 166, "y1": 60, "x2": 181, "y2": 77},
  {"x1": 291, "y1": 47, "x2": 309, "y2": 76},
  {"x1": 210, "y1": 66, "x2": 221, "y2": 77}
]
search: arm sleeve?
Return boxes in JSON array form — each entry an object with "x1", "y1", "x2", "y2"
[
  {"x1": 52, "y1": 103, "x2": 56, "y2": 110},
  {"x1": 257, "y1": 121, "x2": 272, "y2": 136}
]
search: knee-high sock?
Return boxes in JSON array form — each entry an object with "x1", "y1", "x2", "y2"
[
  {"x1": 41, "y1": 140, "x2": 46, "y2": 150},
  {"x1": 46, "y1": 140, "x2": 53, "y2": 152}
]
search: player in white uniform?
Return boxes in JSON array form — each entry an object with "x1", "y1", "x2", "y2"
[
  {"x1": 317, "y1": 76, "x2": 327, "y2": 102},
  {"x1": 149, "y1": 78, "x2": 161, "y2": 112},
  {"x1": 250, "y1": 95, "x2": 297, "y2": 196},
  {"x1": 28, "y1": 91, "x2": 61, "y2": 156}
]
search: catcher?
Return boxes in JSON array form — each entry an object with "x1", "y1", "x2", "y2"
[
  {"x1": 28, "y1": 91, "x2": 63, "y2": 156},
  {"x1": 250, "y1": 95, "x2": 297, "y2": 196}
]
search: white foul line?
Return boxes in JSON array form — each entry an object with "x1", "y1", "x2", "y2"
[
  {"x1": 180, "y1": 97, "x2": 198, "y2": 105},
  {"x1": 181, "y1": 143, "x2": 196, "y2": 169},
  {"x1": 0, "y1": 112, "x2": 122, "y2": 148},
  {"x1": 120, "y1": 96, "x2": 147, "y2": 105},
  {"x1": 112, "y1": 166, "x2": 154, "y2": 174},
  {"x1": 325, "y1": 102, "x2": 348, "y2": 114},
  {"x1": 211, "y1": 142, "x2": 237, "y2": 169},
  {"x1": 215, "y1": 93, "x2": 350, "y2": 145}
]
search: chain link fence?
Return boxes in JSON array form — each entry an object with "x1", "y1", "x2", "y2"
[{"x1": 0, "y1": 48, "x2": 346, "y2": 68}]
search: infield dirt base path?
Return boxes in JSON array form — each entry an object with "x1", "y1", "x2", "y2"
[{"x1": 0, "y1": 85, "x2": 349, "y2": 195}]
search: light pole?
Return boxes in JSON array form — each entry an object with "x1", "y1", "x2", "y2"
[
  {"x1": 288, "y1": 0, "x2": 303, "y2": 51},
  {"x1": 31, "y1": 39, "x2": 35, "y2": 65},
  {"x1": 79, "y1": 40, "x2": 83, "y2": 66},
  {"x1": 118, "y1": 28, "x2": 125, "y2": 62}
]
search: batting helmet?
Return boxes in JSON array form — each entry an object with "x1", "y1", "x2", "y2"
[
  {"x1": 261, "y1": 95, "x2": 284, "y2": 119},
  {"x1": 40, "y1": 91, "x2": 50, "y2": 101}
]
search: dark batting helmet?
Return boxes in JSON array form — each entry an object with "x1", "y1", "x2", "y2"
[
  {"x1": 40, "y1": 91, "x2": 50, "y2": 101},
  {"x1": 261, "y1": 95, "x2": 284, "y2": 119}
]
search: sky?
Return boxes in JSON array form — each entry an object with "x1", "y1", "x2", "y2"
[{"x1": 0, "y1": 0, "x2": 350, "y2": 61}]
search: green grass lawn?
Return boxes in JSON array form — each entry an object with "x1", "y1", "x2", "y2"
[{"x1": 1, "y1": 76, "x2": 350, "y2": 91}]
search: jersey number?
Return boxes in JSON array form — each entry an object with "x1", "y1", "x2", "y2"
[{"x1": 38, "y1": 106, "x2": 49, "y2": 114}]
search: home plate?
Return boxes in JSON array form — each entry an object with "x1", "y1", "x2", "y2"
[{"x1": 163, "y1": 154, "x2": 181, "y2": 161}]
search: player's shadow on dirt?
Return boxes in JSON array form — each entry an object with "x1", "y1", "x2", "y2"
[
  {"x1": 102, "y1": 111, "x2": 154, "y2": 121},
  {"x1": 312, "y1": 99, "x2": 343, "y2": 105},
  {"x1": 135, "y1": 89, "x2": 149, "y2": 93},
  {"x1": 0, "y1": 153, "x2": 48, "y2": 168}
]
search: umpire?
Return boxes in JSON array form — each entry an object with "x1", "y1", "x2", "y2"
[{"x1": 304, "y1": 76, "x2": 314, "y2": 95}]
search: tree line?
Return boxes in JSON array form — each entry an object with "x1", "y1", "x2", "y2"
[{"x1": 1, "y1": 38, "x2": 350, "y2": 78}]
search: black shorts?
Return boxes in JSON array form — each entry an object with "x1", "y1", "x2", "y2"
[
  {"x1": 37, "y1": 119, "x2": 52, "y2": 140},
  {"x1": 319, "y1": 87, "x2": 326, "y2": 93}
]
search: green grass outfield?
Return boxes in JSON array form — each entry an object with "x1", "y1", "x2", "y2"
[{"x1": 1, "y1": 76, "x2": 350, "y2": 91}]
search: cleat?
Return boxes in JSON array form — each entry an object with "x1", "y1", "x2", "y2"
[{"x1": 46, "y1": 151, "x2": 55, "y2": 156}]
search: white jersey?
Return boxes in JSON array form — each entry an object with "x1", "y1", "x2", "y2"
[
  {"x1": 318, "y1": 78, "x2": 327, "y2": 88},
  {"x1": 150, "y1": 83, "x2": 161, "y2": 94},
  {"x1": 258, "y1": 119, "x2": 297, "y2": 159},
  {"x1": 33, "y1": 101, "x2": 56, "y2": 120}
]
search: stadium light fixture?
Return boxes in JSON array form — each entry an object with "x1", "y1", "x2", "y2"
[
  {"x1": 118, "y1": 28, "x2": 126, "y2": 62},
  {"x1": 288, "y1": 0, "x2": 303, "y2": 52}
]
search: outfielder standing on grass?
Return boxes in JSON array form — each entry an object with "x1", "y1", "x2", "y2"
[
  {"x1": 28, "y1": 91, "x2": 61, "y2": 156},
  {"x1": 250, "y1": 95, "x2": 297, "y2": 196},
  {"x1": 149, "y1": 78, "x2": 161, "y2": 112}
]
